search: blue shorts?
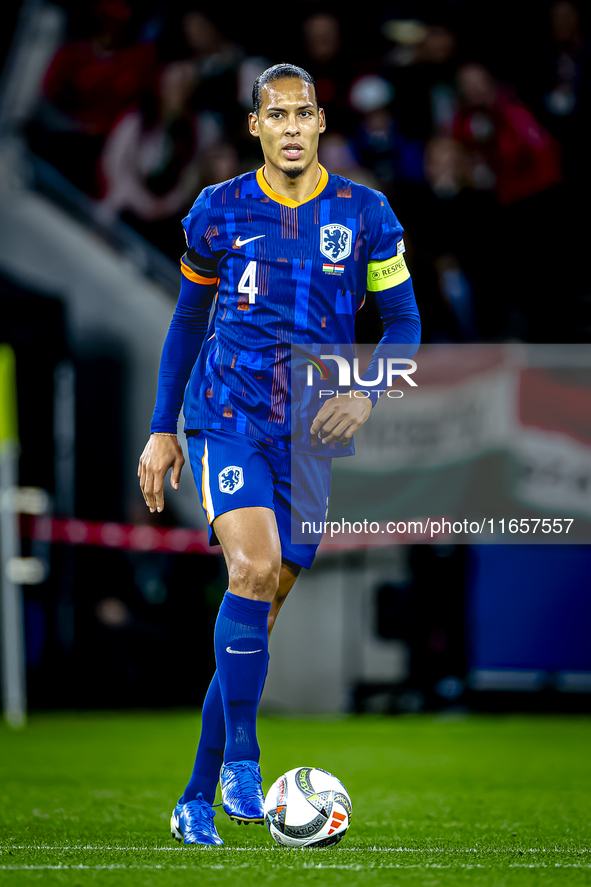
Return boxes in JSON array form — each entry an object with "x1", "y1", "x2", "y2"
[{"x1": 186, "y1": 429, "x2": 331, "y2": 569}]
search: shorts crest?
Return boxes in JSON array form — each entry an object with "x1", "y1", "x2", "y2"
[{"x1": 218, "y1": 465, "x2": 244, "y2": 494}]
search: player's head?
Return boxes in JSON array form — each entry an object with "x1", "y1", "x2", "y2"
[
  {"x1": 249, "y1": 63, "x2": 326, "y2": 180},
  {"x1": 251, "y1": 63, "x2": 318, "y2": 115}
]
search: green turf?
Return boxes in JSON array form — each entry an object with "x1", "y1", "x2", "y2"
[{"x1": 1, "y1": 710, "x2": 590, "y2": 885}]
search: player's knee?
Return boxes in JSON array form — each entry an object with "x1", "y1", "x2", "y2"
[{"x1": 228, "y1": 551, "x2": 281, "y2": 599}]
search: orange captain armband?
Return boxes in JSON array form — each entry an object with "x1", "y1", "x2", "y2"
[
  {"x1": 180, "y1": 248, "x2": 219, "y2": 287},
  {"x1": 180, "y1": 261, "x2": 217, "y2": 286}
]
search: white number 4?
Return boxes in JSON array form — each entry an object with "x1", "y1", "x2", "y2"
[{"x1": 238, "y1": 260, "x2": 258, "y2": 304}]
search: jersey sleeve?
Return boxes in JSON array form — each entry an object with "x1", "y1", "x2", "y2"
[
  {"x1": 181, "y1": 187, "x2": 217, "y2": 264},
  {"x1": 352, "y1": 192, "x2": 420, "y2": 404},
  {"x1": 366, "y1": 191, "x2": 409, "y2": 293},
  {"x1": 150, "y1": 220, "x2": 218, "y2": 433}
]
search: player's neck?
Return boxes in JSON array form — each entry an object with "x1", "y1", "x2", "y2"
[{"x1": 262, "y1": 161, "x2": 322, "y2": 204}]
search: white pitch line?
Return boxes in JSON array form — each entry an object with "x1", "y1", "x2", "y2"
[
  {"x1": 1, "y1": 863, "x2": 590, "y2": 872},
  {"x1": 3, "y1": 846, "x2": 589, "y2": 854}
]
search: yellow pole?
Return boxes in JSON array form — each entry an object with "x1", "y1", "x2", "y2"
[{"x1": 0, "y1": 343, "x2": 26, "y2": 728}]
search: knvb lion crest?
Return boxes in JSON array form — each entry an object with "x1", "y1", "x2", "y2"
[
  {"x1": 218, "y1": 465, "x2": 244, "y2": 494},
  {"x1": 320, "y1": 224, "x2": 352, "y2": 263}
]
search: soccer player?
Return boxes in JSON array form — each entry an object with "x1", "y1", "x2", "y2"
[{"x1": 138, "y1": 63, "x2": 420, "y2": 846}]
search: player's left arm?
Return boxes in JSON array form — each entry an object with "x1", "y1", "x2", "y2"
[
  {"x1": 310, "y1": 203, "x2": 420, "y2": 445},
  {"x1": 354, "y1": 250, "x2": 421, "y2": 394}
]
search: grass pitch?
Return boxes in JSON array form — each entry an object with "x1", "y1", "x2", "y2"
[{"x1": 1, "y1": 710, "x2": 590, "y2": 885}]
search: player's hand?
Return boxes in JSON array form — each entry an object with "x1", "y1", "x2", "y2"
[
  {"x1": 138, "y1": 434, "x2": 185, "y2": 513},
  {"x1": 310, "y1": 394, "x2": 372, "y2": 444}
]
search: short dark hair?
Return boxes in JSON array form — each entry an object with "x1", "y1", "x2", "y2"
[{"x1": 252, "y1": 63, "x2": 318, "y2": 114}]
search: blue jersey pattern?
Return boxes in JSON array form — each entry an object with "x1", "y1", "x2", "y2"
[{"x1": 181, "y1": 166, "x2": 406, "y2": 455}]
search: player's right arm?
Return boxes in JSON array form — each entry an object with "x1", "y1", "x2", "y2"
[{"x1": 139, "y1": 245, "x2": 218, "y2": 512}]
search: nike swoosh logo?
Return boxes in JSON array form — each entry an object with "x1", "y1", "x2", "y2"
[
  {"x1": 226, "y1": 646, "x2": 263, "y2": 654},
  {"x1": 234, "y1": 235, "x2": 265, "y2": 247}
]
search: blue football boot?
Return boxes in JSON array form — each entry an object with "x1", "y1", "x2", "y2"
[
  {"x1": 220, "y1": 761, "x2": 265, "y2": 824},
  {"x1": 170, "y1": 794, "x2": 224, "y2": 846}
]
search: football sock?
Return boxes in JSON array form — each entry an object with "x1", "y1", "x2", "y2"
[
  {"x1": 180, "y1": 655, "x2": 271, "y2": 804},
  {"x1": 180, "y1": 672, "x2": 225, "y2": 805},
  {"x1": 214, "y1": 590, "x2": 270, "y2": 764}
]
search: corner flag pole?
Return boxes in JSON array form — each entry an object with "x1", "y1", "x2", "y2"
[{"x1": 0, "y1": 344, "x2": 26, "y2": 729}]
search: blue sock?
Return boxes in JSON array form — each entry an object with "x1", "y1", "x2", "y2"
[
  {"x1": 180, "y1": 673, "x2": 224, "y2": 805},
  {"x1": 180, "y1": 655, "x2": 271, "y2": 804},
  {"x1": 214, "y1": 591, "x2": 270, "y2": 764}
]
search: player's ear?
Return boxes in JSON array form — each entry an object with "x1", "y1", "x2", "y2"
[
  {"x1": 248, "y1": 112, "x2": 259, "y2": 138},
  {"x1": 319, "y1": 107, "x2": 326, "y2": 134}
]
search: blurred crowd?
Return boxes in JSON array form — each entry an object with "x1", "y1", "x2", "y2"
[{"x1": 23, "y1": 0, "x2": 591, "y2": 343}]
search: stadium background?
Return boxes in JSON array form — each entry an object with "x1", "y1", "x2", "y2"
[{"x1": 0, "y1": 0, "x2": 590, "y2": 722}]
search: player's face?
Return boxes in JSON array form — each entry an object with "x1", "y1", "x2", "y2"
[{"x1": 249, "y1": 78, "x2": 326, "y2": 179}]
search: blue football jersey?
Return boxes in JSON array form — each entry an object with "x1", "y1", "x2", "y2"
[{"x1": 181, "y1": 165, "x2": 410, "y2": 456}]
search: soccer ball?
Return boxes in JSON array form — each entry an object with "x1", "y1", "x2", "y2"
[{"x1": 264, "y1": 767, "x2": 352, "y2": 848}]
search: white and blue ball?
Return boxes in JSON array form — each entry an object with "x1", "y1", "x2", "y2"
[{"x1": 263, "y1": 767, "x2": 352, "y2": 848}]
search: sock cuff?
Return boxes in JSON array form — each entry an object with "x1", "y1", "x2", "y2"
[{"x1": 220, "y1": 591, "x2": 271, "y2": 627}]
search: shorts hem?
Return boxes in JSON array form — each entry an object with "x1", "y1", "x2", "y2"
[
  {"x1": 279, "y1": 546, "x2": 318, "y2": 570},
  {"x1": 209, "y1": 504, "x2": 276, "y2": 546}
]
